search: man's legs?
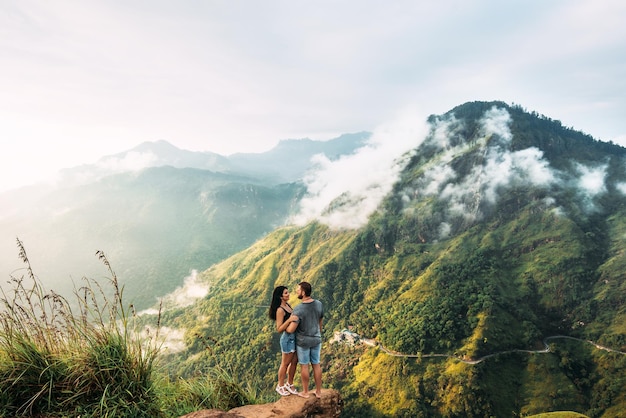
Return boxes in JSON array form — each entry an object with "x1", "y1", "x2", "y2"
[
  {"x1": 300, "y1": 363, "x2": 310, "y2": 396},
  {"x1": 312, "y1": 363, "x2": 322, "y2": 397},
  {"x1": 310, "y1": 343, "x2": 322, "y2": 397},
  {"x1": 296, "y1": 345, "x2": 312, "y2": 397}
]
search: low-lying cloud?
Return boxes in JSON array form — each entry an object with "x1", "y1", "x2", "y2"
[
  {"x1": 97, "y1": 151, "x2": 159, "y2": 173},
  {"x1": 575, "y1": 162, "x2": 607, "y2": 197},
  {"x1": 291, "y1": 107, "x2": 429, "y2": 229},
  {"x1": 419, "y1": 106, "x2": 618, "y2": 237},
  {"x1": 145, "y1": 269, "x2": 208, "y2": 311},
  {"x1": 481, "y1": 107, "x2": 513, "y2": 142},
  {"x1": 573, "y1": 162, "x2": 608, "y2": 213},
  {"x1": 406, "y1": 105, "x2": 620, "y2": 240},
  {"x1": 413, "y1": 107, "x2": 557, "y2": 228},
  {"x1": 292, "y1": 104, "x2": 618, "y2": 235},
  {"x1": 57, "y1": 151, "x2": 160, "y2": 188}
]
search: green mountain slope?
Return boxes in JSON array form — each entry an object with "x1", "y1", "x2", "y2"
[{"x1": 153, "y1": 101, "x2": 626, "y2": 417}]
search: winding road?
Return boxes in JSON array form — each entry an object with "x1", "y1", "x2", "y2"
[{"x1": 344, "y1": 333, "x2": 626, "y2": 364}]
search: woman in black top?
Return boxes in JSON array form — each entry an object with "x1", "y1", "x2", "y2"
[{"x1": 269, "y1": 286, "x2": 299, "y2": 396}]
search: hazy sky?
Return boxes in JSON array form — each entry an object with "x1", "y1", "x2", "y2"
[{"x1": 1, "y1": 0, "x2": 625, "y2": 192}]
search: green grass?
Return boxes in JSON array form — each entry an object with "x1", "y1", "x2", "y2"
[{"x1": 0, "y1": 238, "x2": 251, "y2": 417}]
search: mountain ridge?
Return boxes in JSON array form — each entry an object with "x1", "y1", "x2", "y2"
[{"x1": 51, "y1": 132, "x2": 371, "y2": 189}]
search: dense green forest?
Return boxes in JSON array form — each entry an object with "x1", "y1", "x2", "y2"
[{"x1": 143, "y1": 102, "x2": 626, "y2": 417}]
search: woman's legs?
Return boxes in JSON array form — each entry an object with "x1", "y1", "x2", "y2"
[
  {"x1": 286, "y1": 352, "x2": 297, "y2": 385},
  {"x1": 284, "y1": 351, "x2": 299, "y2": 394},
  {"x1": 278, "y1": 352, "x2": 291, "y2": 387}
]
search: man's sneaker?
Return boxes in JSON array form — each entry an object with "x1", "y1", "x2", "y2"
[
  {"x1": 286, "y1": 383, "x2": 298, "y2": 395},
  {"x1": 276, "y1": 385, "x2": 289, "y2": 396}
]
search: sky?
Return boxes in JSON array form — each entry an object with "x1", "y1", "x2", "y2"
[{"x1": 1, "y1": 0, "x2": 625, "y2": 192}]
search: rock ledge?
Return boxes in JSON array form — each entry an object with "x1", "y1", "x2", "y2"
[{"x1": 179, "y1": 388, "x2": 342, "y2": 418}]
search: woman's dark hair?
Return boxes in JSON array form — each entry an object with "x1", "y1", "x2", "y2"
[{"x1": 269, "y1": 286, "x2": 288, "y2": 320}]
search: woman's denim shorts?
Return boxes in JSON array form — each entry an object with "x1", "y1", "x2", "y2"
[{"x1": 280, "y1": 331, "x2": 296, "y2": 353}]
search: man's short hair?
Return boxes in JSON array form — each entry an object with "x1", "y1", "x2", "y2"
[{"x1": 299, "y1": 281, "x2": 312, "y2": 297}]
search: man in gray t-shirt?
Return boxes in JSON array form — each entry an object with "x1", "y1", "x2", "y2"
[{"x1": 292, "y1": 281, "x2": 323, "y2": 399}]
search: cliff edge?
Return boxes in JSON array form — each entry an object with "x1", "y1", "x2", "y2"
[{"x1": 180, "y1": 389, "x2": 342, "y2": 418}]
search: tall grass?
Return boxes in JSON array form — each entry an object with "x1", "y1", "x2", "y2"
[
  {"x1": 0, "y1": 238, "x2": 251, "y2": 417},
  {"x1": 156, "y1": 368, "x2": 252, "y2": 417}
]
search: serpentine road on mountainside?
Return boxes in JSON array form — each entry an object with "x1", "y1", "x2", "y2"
[{"x1": 335, "y1": 331, "x2": 626, "y2": 364}]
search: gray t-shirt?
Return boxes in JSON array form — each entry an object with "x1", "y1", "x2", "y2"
[{"x1": 293, "y1": 299, "x2": 323, "y2": 348}]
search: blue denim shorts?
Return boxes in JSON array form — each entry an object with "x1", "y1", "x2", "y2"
[
  {"x1": 297, "y1": 343, "x2": 321, "y2": 365},
  {"x1": 280, "y1": 332, "x2": 296, "y2": 353}
]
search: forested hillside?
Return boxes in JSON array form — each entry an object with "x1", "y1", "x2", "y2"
[{"x1": 149, "y1": 101, "x2": 626, "y2": 417}]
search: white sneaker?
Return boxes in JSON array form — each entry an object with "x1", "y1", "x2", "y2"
[
  {"x1": 276, "y1": 385, "x2": 289, "y2": 396},
  {"x1": 286, "y1": 383, "x2": 298, "y2": 395}
]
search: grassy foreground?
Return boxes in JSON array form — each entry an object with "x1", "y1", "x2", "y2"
[{"x1": 0, "y1": 239, "x2": 251, "y2": 417}]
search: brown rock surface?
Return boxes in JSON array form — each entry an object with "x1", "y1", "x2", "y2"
[{"x1": 179, "y1": 389, "x2": 342, "y2": 418}]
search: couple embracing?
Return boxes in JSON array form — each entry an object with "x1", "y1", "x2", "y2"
[{"x1": 268, "y1": 281, "x2": 323, "y2": 399}]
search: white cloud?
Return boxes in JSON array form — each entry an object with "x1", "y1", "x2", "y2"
[
  {"x1": 481, "y1": 106, "x2": 513, "y2": 143},
  {"x1": 413, "y1": 107, "x2": 557, "y2": 227},
  {"x1": 572, "y1": 162, "x2": 608, "y2": 213},
  {"x1": 419, "y1": 107, "x2": 553, "y2": 212},
  {"x1": 421, "y1": 164, "x2": 457, "y2": 196},
  {"x1": 480, "y1": 146, "x2": 555, "y2": 204},
  {"x1": 98, "y1": 151, "x2": 159, "y2": 173},
  {"x1": 159, "y1": 270, "x2": 208, "y2": 309},
  {"x1": 158, "y1": 326, "x2": 187, "y2": 354},
  {"x1": 575, "y1": 162, "x2": 607, "y2": 197},
  {"x1": 438, "y1": 222, "x2": 452, "y2": 239},
  {"x1": 136, "y1": 325, "x2": 186, "y2": 354},
  {"x1": 291, "y1": 107, "x2": 429, "y2": 229},
  {"x1": 512, "y1": 148, "x2": 555, "y2": 186},
  {"x1": 431, "y1": 115, "x2": 460, "y2": 149}
]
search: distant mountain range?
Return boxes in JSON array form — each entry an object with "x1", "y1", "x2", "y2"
[
  {"x1": 54, "y1": 132, "x2": 371, "y2": 187},
  {"x1": 0, "y1": 132, "x2": 370, "y2": 309},
  {"x1": 146, "y1": 101, "x2": 626, "y2": 417}
]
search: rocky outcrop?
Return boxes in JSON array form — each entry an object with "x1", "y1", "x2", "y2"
[{"x1": 180, "y1": 389, "x2": 342, "y2": 418}]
